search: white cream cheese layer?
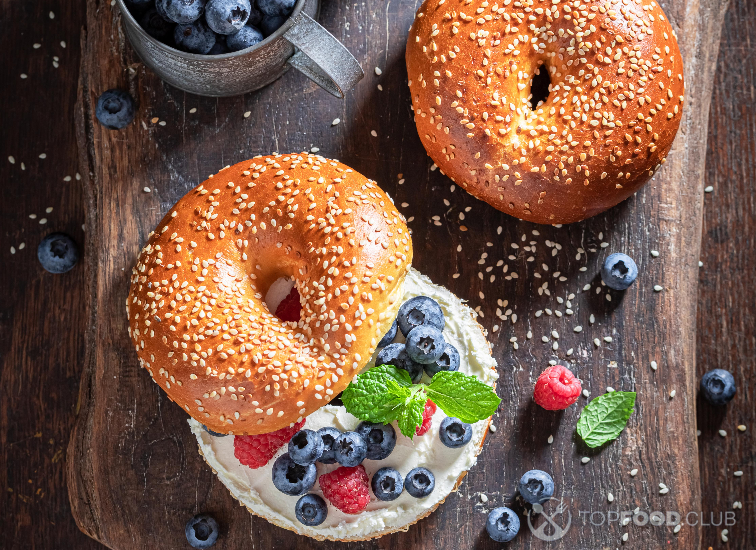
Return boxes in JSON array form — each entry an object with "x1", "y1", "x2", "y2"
[{"x1": 189, "y1": 267, "x2": 498, "y2": 541}]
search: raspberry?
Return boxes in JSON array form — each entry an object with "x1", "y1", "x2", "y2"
[
  {"x1": 533, "y1": 365, "x2": 582, "y2": 410},
  {"x1": 416, "y1": 400, "x2": 437, "y2": 436},
  {"x1": 318, "y1": 465, "x2": 370, "y2": 514},
  {"x1": 275, "y1": 287, "x2": 301, "y2": 323},
  {"x1": 233, "y1": 420, "x2": 304, "y2": 469}
]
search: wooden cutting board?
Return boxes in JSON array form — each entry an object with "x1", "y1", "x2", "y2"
[{"x1": 68, "y1": 0, "x2": 728, "y2": 548}]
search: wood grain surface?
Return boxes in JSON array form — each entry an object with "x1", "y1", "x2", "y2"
[{"x1": 2, "y1": 0, "x2": 752, "y2": 548}]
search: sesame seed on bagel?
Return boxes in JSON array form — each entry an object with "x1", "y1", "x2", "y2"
[
  {"x1": 127, "y1": 153, "x2": 412, "y2": 435},
  {"x1": 406, "y1": 0, "x2": 685, "y2": 224}
]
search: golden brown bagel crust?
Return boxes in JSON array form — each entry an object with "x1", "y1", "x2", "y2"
[
  {"x1": 406, "y1": 0, "x2": 685, "y2": 224},
  {"x1": 127, "y1": 153, "x2": 412, "y2": 435}
]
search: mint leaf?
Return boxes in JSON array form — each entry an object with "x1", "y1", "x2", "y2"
[
  {"x1": 397, "y1": 388, "x2": 428, "y2": 439},
  {"x1": 577, "y1": 391, "x2": 636, "y2": 448},
  {"x1": 426, "y1": 371, "x2": 501, "y2": 424},
  {"x1": 341, "y1": 365, "x2": 412, "y2": 423}
]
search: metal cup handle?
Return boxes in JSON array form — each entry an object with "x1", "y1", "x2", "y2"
[{"x1": 284, "y1": 12, "x2": 364, "y2": 98}]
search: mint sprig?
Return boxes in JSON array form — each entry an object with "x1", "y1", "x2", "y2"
[
  {"x1": 341, "y1": 365, "x2": 501, "y2": 439},
  {"x1": 576, "y1": 391, "x2": 636, "y2": 448}
]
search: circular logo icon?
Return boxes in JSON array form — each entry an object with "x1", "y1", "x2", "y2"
[{"x1": 527, "y1": 497, "x2": 572, "y2": 542}]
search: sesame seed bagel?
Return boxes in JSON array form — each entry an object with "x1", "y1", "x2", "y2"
[
  {"x1": 406, "y1": 0, "x2": 685, "y2": 224},
  {"x1": 127, "y1": 153, "x2": 413, "y2": 435}
]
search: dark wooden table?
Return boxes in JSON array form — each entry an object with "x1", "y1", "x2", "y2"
[{"x1": 0, "y1": 1, "x2": 752, "y2": 549}]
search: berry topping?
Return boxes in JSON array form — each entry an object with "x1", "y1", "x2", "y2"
[
  {"x1": 201, "y1": 424, "x2": 228, "y2": 437},
  {"x1": 355, "y1": 422, "x2": 396, "y2": 460},
  {"x1": 271, "y1": 453, "x2": 316, "y2": 496},
  {"x1": 185, "y1": 514, "x2": 219, "y2": 549},
  {"x1": 700, "y1": 369, "x2": 736, "y2": 406},
  {"x1": 316, "y1": 427, "x2": 340, "y2": 464},
  {"x1": 377, "y1": 318, "x2": 398, "y2": 348},
  {"x1": 274, "y1": 286, "x2": 301, "y2": 322},
  {"x1": 205, "y1": 0, "x2": 251, "y2": 35},
  {"x1": 333, "y1": 431, "x2": 367, "y2": 467},
  {"x1": 37, "y1": 233, "x2": 80, "y2": 274},
  {"x1": 404, "y1": 467, "x2": 435, "y2": 498},
  {"x1": 397, "y1": 296, "x2": 445, "y2": 336},
  {"x1": 424, "y1": 342, "x2": 460, "y2": 377},
  {"x1": 415, "y1": 400, "x2": 437, "y2": 436},
  {"x1": 405, "y1": 325, "x2": 446, "y2": 364},
  {"x1": 518, "y1": 470, "x2": 554, "y2": 505},
  {"x1": 486, "y1": 507, "x2": 520, "y2": 542},
  {"x1": 233, "y1": 419, "x2": 304, "y2": 469},
  {"x1": 226, "y1": 25, "x2": 262, "y2": 51},
  {"x1": 319, "y1": 465, "x2": 370, "y2": 514},
  {"x1": 295, "y1": 494, "x2": 328, "y2": 526},
  {"x1": 95, "y1": 89, "x2": 135, "y2": 130},
  {"x1": 533, "y1": 365, "x2": 582, "y2": 411},
  {"x1": 376, "y1": 343, "x2": 423, "y2": 383},
  {"x1": 439, "y1": 417, "x2": 472, "y2": 448},
  {"x1": 174, "y1": 19, "x2": 217, "y2": 53},
  {"x1": 371, "y1": 467, "x2": 404, "y2": 501},
  {"x1": 601, "y1": 252, "x2": 638, "y2": 290},
  {"x1": 288, "y1": 429, "x2": 324, "y2": 466},
  {"x1": 158, "y1": 0, "x2": 207, "y2": 24},
  {"x1": 256, "y1": 0, "x2": 295, "y2": 17}
]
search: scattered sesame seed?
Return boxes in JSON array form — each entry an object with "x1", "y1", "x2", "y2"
[
  {"x1": 374, "y1": 67, "x2": 382, "y2": 76},
  {"x1": 10, "y1": 246, "x2": 16, "y2": 254},
  {"x1": 594, "y1": 338, "x2": 601, "y2": 347},
  {"x1": 669, "y1": 389, "x2": 676, "y2": 398},
  {"x1": 39, "y1": 153, "x2": 47, "y2": 159},
  {"x1": 607, "y1": 493, "x2": 614, "y2": 503},
  {"x1": 651, "y1": 361, "x2": 658, "y2": 370},
  {"x1": 20, "y1": 74, "x2": 27, "y2": 79},
  {"x1": 630, "y1": 469, "x2": 638, "y2": 477},
  {"x1": 39, "y1": 218, "x2": 47, "y2": 225},
  {"x1": 733, "y1": 471, "x2": 743, "y2": 477},
  {"x1": 659, "y1": 487, "x2": 670, "y2": 494},
  {"x1": 479, "y1": 493, "x2": 488, "y2": 503},
  {"x1": 244, "y1": 111, "x2": 251, "y2": 118},
  {"x1": 159, "y1": 121, "x2": 166, "y2": 126},
  {"x1": 721, "y1": 529, "x2": 728, "y2": 542},
  {"x1": 698, "y1": 260, "x2": 703, "y2": 267},
  {"x1": 547, "y1": 435, "x2": 553, "y2": 444},
  {"x1": 8, "y1": 156, "x2": 15, "y2": 164},
  {"x1": 61, "y1": 41, "x2": 67, "y2": 48},
  {"x1": 29, "y1": 214, "x2": 37, "y2": 219},
  {"x1": 653, "y1": 285, "x2": 663, "y2": 292},
  {"x1": 33, "y1": 43, "x2": 41, "y2": 49},
  {"x1": 673, "y1": 524, "x2": 681, "y2": 534},
  {"x1": 189, "y1": 108, "x2": 197, "y2": 114},
  {"x1": 144, "y1": 187, "x2": 151, "y2": 193},
  {"x1": 331, "y1": 118, "x2": 340, "y2": 126},
  {"x1": 489, "y1": 424, "x2": 496, "y2": 433},
  {"x1": 63, "y1": 176, "x2": 71, "y2": 182},
  {"x1": 574, "y1": 326, "x2": 582, "y2": 333},
  {"x1": 371, "y1": 130, "x2": 377, "y2": 137},
  {"x1": 704, "y1": 186, "x2": 714, "y2": 193},
  {"x1": 737, "y1": 425, "x2": 746, "y2": 432},
  {"x1": 377, "y1": 84, "x2": 383, "y2": 91},
  {"x1": 19, "y1": 243, "x2": 25, "y2": 250},
  {"x1": 603, "y1": 336, "x2": 613, "y2": 343},
  {"x1": 45, "y1": 207, "x2": 53, "y2": 213},
  {"x1": 621, "y1": 533, "x2": 628, "y2": 542},
  {"x1": 582, "y1": 389, "x2": 590, "y2": 398},
  {"x1": 719, "y1": 430, "x2": 727, "y2": 437},
  {"x1": 607, "y1": 387, "x2": 615, "y2": 393},
  {"x1": 581, "y1": 457, "x2": 590, "y2": 464},
  {"x1": 49, "y1": 11, "x2": 55, "y2": 19},
  {"x1": 650, "y1": 250, "x2": 660, "y2": 257}
]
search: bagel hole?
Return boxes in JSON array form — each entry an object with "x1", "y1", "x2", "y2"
[
  {"x1": 529, "y1": 63, "x2": 551, "y2": 111},
  {"x1": 265, "y1": 277, "x2": 301, "y2": 322}
]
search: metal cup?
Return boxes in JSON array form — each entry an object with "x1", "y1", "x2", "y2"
[{"x1": 116, "y1": 0, "x2": 364, "y2": 98}]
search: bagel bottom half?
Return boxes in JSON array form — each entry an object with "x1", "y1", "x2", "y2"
[{"x1": 189, "y1": 267, "x2": 499, "y2": 541}]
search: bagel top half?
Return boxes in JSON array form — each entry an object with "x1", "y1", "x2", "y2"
[
  {"x1": 406, "y1": 0, "x2": 685, "y2": 224},
  {"x1": 127, "y1": 153, "x2": 412, "y2": 435}
]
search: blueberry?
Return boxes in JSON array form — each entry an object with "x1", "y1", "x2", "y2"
[
  {"x1": 486, "y1": 507, "x2": 520, "y2": 542},
  {"x1": 185, "y1": 514, "x2": 219, "y2": 549},
  {"x1": 317, "y1": 427, "x2": 340, "y2": 464},
  {"x1": 95, "y1": 89, "x2": 135, "y2": 130},
  {"x1": 355, "y1": 422, "x2": 396, "y2": 460},
  {"x1": 139, "y1": 7, "x2": 176, "y2": 41},
  {"x1": 295, "y1": 494, "x2": 328, "y2": 526},
  {"x1": 247, "y1": 3, "x2": 263, "y2": 25},
  {"x1": 37, "y1": 233, "x2": 80, "y2": 274},
  {"x1": 377, "y1": 318, "x2": 398, "y2": 348},
  {"x1": 424, "y1": 342, "x2": 460, "y2": 378},
  {"x1": 155, "y1": 0, "x2": 172, "y2": 21},
  {"x1": 518, "y1": 470, "x2": 554, "y2": 505},
  {"x1": 371, "y1": 467, "x2": 403, "y2": 501},
  {"x1": 205, "y1": 0, "x2": 251, "y2": 34},
  {"x1": 158, "y1": 0, "x2": 207, "y2": 23},
  {"x1": 174, "y1": 20, "x2": 217, "y2": 53},
  {"x1": 700, "y1": 369, "x2": 736, "y2": 406},
  {"x1": 376, "y1": 343, "x2": 423, "y2": 383},
  {"x1": 438, "y1": 417, "x2": 472, "y2": 448},
  {"x1": 256, "y1": 0, "x2": 295, "y2": 17},
  {"x1": 271, "y1": 453, "x2": 317, "y2": 495},
  {"x1": 225, "y1": 23, "x2": 263, "y2": 51},
  {"x1": 207, "y1": 39, "x2": 229, "y2": 54},
  {"x1": 333, "y1": 431, "x2": 367, "y2": 467},
  {"x1": 404, "y1": 467, "x2": 435, "y2": 498},
  {"x1": 405, "y1": 326, "x2": 446, "y2": 365},
  {"x1": 397, "y1": 296, "x2": 444, "y2": 336},
  {"x1": 259, "y1": 14, "x2": 286, "y2": 37},
  {"x1": 601, "y1": 252, "x2": 638, "y2": 291},
  {"x1": 201, "y1": 424, "x2": 228, "y2": 437},
  {"x1": 288, "y1": 429, "x2": 324, "y2": 466}
]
